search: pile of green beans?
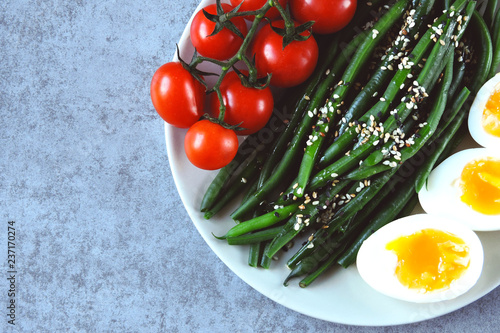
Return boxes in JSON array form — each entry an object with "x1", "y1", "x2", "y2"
[{"x1": 200, "y1": 0, "x2": 497, "y2": 284}]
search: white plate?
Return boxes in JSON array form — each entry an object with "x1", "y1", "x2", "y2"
[{"x1": 165, "y1": 0, "x2": 500, "y2": 326}]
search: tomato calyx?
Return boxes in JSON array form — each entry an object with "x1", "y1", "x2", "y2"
[
  {"x1": 200, "y1": 113, "x2": 246, "y2": 133},
  {"x1": 202, "y1": 0, "x2": 246, "y2": 39},
  {"x1": 232, "y1": 66, "x2": 271, "y2": 90},
  {"x1": 266, "y1": 17, "x2": 315, "y2": 49},
  {"x1": 175, "y1": 45, "x2": 217, "y2": 90}
]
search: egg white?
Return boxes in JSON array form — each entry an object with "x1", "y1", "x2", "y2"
[
  {"x1": 468, "y1": 72, "x2": 500, "y2": 148},
  {"x1": 356, "y1": 214, "x2": 484, "y2": 303},
  {"x1": 418, "y1": 148, "x2": 500, "y2": 231}
]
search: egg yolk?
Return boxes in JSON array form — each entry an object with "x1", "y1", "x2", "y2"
[
  {"x1": 386, "y1": 229, "x2": 470, "y2": 292},
  {"x1": 459, "y1": 157, "x2": 500, "y2": 215},
  {"x1": 482, "y1": 88, "x2": 500, "y2": 137}
]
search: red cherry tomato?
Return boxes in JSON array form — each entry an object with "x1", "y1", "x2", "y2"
[
  {"x1": 290, "y1": 0, "x2": 357, "y2": 35},
  {"x1": 229, "y1": 0, "x2": 288, "y2": 20},
  {"x1": 250, "y1": 20, "x2": 318, "y2": 88},
  {"x1": 150, "y1": 62, "x2": 205, "y2": 128},
  {"x1": 210, "y1": 71, "x2": 274, "y2": 135},
  {"x1": 184, "y1": 120, "x2": 239, "y2": 170},
  {"x1": 190, "y1": 3, "x2": 248, "y2": 60}
]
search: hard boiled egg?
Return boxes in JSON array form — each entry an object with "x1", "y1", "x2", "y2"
[
  {"x1": 418, "y1": 148, "x2": 500, "y2": 231},
  {"x1": 468, "y1": 72, "x2": 500, "y2": 148},
  {"x1": 357, "y1": 214, "x2": 483, "y2": 303}
]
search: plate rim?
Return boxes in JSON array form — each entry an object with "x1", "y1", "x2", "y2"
[{"x1": 163, "y1": 0, "x2": 500, "y2": 326}]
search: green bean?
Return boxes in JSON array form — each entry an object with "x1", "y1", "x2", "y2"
[
  {"x1": 337, "y1": 169, "x2": 419, "y2": 268},
  {"x1": 248, "y1": 242, "x2": 261, "y2": 267},
  {"x1": 414, "y1": 89, "x2": 470, "y2": 192},
  {"x1": 203, "y1": 33, "x2": 342, "y2": 217},
  {"x1": 285, "y1": 220, "x2": 357, "y2": 287},
  {"x1": 204, "y1": 147, "x2": 267, "y2": 219},
  {"x1": 383, "y1": 48, "x2": 456, "y2": 166},
  {"x1": 225, "y1": 203, "x2": 300, "y2": 238},
  {"x1": 287, "y1": 169, "x2": 403, "y2": 269},
  {"x1": 264, "y1": 180, "x2": 351, "y2": 258},
  {"x1": 492, "y1": 1, "x2": 500, "y2": 46},
  {"x1": 337, "y1": 0, "x2": 436, "y2": 136},
  {"x1": 200, "y1": 140, "x2": 267, "y2": 212},
  {"x1": 285, "y1": 168, "x2": 402, "y2": 283},
  {"x1": 309, "y1": 19, "x2": 459, "y2": 190},
  {"x1": 226, "y1": 225, "x2": 284, "y2": 245},
  {"x1": 358, "y1": 41, "x2": 454, "y2": 169},
  {"x1": 344, "y1": 164, "x2": 394, "y2": 180},
  {"x1": 255, "y1": 35, "x2": 342, "y2": 191},
  {"x1": 429, "y1": 86, "x2": 470, "y2": 144},
  {"x1": 353, "y1": 64, "x2": 468, "y2": 181},
  {"x1": 447, "y1": 61, "x2": 466, "y2": 101},
  {"x1": 232, "y1": 1, "x2": 423, "y2": 219},
  {"x1": 469, "y1": 10, "x2": 493, "y2": 94},
  {"x1": 230, "y1": 22, "x2": 370, "y2": 222},
  {"x1": 298, "y1": 235, "x2": 356, "y2": 288},
  {"x1": 489, "y1": 4, "x2": 500, "y2": 79},
  {"x1": 357, "y1": 114, "x2": 417, "y2": 168},
  {"x1": 321, "y1": 169, "x2": 398, "y2": 237},
  {"x1": 260, "y1": 242, "x2": 273, "y2": 269},
  {"x1": 484, "y1": 0, "x2": 498, "y2": 29},
  {"x1": 318, "y1": 0, "x2": 469, "y2": 168},
  {"x1": 293, "y1": 0, "x2": 410, "y2": 198}
]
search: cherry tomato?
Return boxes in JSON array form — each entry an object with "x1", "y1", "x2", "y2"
[
  {"x1": 229, "y1": 0, "x2": 288, "y2": 20},
  {"x1": 290, "y1": 0, "x2": 357, "y2": 35},
  {"x1": 250, "y1": 20, "x2": 318, "y2": 88},
  {"x1": 151, "y1": 62, "x2": 205, "y2": 128},
  {"x1": 210, "y1": 71, "x2": 274, "y2": 135},
  {"x1": 190, "y1": 3, "x2": 248, "y2": 61},
  {"x1": 184, "y1": 120, "x2": 239, "y2": 170}
]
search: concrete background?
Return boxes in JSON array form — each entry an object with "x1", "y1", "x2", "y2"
[{"x1": 1, "y1": 0, "x2": 499, "y2": 332}]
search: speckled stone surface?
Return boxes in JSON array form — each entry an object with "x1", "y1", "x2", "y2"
[{"x1": 0, "y1": 0, "x2": 499, "y2": 332}]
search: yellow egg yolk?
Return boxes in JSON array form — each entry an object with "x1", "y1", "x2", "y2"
[
  {"x1": 460, "y1": 158, "x2": 500, "y2": 215},
  {"x1": 482, "y1": 88, "x2": 500, "y2": 137},
  {"x1": 386, "y1": 229, "x2": 470, "y2": 292}
]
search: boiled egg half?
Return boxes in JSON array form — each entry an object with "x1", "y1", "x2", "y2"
[
  {"x1": 418, "y1": 148, "x2": 500, "y2": 231},
  {"x1": 357, "y1": 214, "x2": 483, "y2": 303},
  {"x1": 468, "y1": 72, "x2": 500, "y2": 148}
]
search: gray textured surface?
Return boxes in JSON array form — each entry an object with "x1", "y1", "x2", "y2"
[{"x1": 0, "y1": 0, "x2": 499, "y2": 332}]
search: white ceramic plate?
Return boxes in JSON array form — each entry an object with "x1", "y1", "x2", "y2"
[{"x1": 165, "y1": 0, "x2": 500, "y2": 326}]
